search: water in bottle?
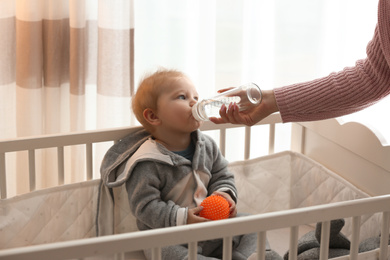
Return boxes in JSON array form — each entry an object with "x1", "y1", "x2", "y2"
[{"x1": 192, "y1": 83, "x2": 262, "y2": 121}]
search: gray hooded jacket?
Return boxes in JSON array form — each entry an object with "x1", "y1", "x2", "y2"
[{"x1": 100, "y1": 128, "x2": 237, "y2": 231}]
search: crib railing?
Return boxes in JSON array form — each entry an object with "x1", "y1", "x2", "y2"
[
  {"x1": 1, "y1": 194, "x2": 389, "y2": 260},
  {"x1": 0, "y1": 114, "x2": 282, "y2": 199}
]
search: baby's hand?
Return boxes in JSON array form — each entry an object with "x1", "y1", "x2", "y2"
[
  {"x1": 187, "y1": 206, "x2": 209, "y2": 224},
  {"x1": 212, "y1": 191, "x2": 237, "y2": 218}
]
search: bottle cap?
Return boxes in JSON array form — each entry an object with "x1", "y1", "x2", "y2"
[{"x1": 192, "y1": 103, "x2": 206, "y2": 121}]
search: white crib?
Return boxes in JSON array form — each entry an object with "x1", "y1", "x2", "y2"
[{"x1": 0, "y1": 113, "x2": 389, "y2": 260}]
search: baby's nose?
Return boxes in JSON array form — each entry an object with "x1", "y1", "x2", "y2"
[{"x1": 190, "y1": 99, "x2": 198, "y2": 106}]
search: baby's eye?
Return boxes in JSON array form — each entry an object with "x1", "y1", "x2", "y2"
[{"x1": 178, "y1": 95, "x2": 186, "y2": 100}]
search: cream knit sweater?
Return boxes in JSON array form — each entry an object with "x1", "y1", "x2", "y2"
[{"x1": 275, "y1": 0, "x2": 390, "y2": 122}]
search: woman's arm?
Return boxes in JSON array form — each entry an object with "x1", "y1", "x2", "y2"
[
  {"x1": 274, "y1": 26, "x2": 390, "y2": 122},
  {"x1": 212, "y1": 14, "x2": 390, "y2": 124}
]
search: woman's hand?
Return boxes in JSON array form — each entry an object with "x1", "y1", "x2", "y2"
[{"x1": 210, "y1": 90, "x2": 279, "y2": 126}]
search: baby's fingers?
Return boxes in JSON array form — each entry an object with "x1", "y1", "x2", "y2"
[{"x1": 189, "y1": 206, "x2": 203, "y2": 215}]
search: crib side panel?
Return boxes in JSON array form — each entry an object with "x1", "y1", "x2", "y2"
[
  {"x1": 1, "y1": 194, "x2": 389, "y2": 260},
  {"x1": 293, "y1": 119, "x2": 390, "y2": 196}
]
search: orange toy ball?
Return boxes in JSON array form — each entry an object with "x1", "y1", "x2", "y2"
[{"x1": 199, "y1": 195, "x2": 230, "y2": 220}]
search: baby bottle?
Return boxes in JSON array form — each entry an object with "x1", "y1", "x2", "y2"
[{"x1": 192, "y1": 83, "x2": 262, "y2": 121}]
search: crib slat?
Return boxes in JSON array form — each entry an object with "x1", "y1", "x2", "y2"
[
  {"x1": 220, "y1": 128, "x2": 226, "y2": 157},
  {"x1": 114, "y1": 252, "x2": 124, "y2": 260},
  {"x1": 28, "y1": 150, "x2": 36, "y2": 192},
  {"x1": 57, "y1": 147, "x2": 64, "y2": 185},
  {"x1": 223, "y1": 236, "x2": 232, "y2": 260},
  {"x1": 379, "y1": 211, "x2": 390, "y2": 260},
  {"x1": 0, "y1": 152, "x2": 6, "y2": 199},
  {"x1": 350, "y1": 216, "x2": 361, "y2": 260},
  {"x1": 256, "y1": 231, "x2": 267, "y2": 260},
  {"x1": 289, "y1": 226, "x2": 299, "y2": 260},
  {"x1": 244, "y1": 126, "x2": 251, "y2": 160},
  {"x1": 86, "y1": 143, "x2": 93, "y2": 180},
  {"x1": 188, "y1": 241, "x2": 197, "y2": 260},
  {"x1": 268, "y1": 123, "x2": 275, "y2": 154},
  {"x1": 151, "y1": 247, "x2": 161, "y2": 260},
  {"x1": 290, "y1": 124, "x2": 305, "y2": 154},
  {"x1": 319, "y1": 221, "x2": 330, "y2": 260}
]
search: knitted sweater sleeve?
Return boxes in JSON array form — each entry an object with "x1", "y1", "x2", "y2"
[{"x1": 274, "y1": 1, "x2": 390, "y2": 122}]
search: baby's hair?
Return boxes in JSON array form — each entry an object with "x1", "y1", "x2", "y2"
[{"x1": 132, "y1": 69, "x2": 188, "y2": 132}]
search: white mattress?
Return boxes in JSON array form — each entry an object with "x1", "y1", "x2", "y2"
[
  {"x1": 0, "y1": 180, "x2": 100, "y2": 249},
  {"x1": 0, "y1": 151, "x2": 379, "y2": 253},
  {"x1": 231, "y1": 151, "x2": 379, "y2": 241}
]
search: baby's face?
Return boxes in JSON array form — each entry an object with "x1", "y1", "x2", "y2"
[{"x1": 155, "y1": 77, "x2": 202, "y2": 134}]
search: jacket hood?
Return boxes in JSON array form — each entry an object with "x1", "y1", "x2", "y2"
[{"x1": 100, "y1": 128, "x2": 151, "y2": 188}]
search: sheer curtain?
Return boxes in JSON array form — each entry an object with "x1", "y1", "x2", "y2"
[
  {"x1": 133, "y1": 0, "x2": 379, "y2": 158},
  {"x1": 0, "y1": 0, "x2": 379, "y2": 196}
]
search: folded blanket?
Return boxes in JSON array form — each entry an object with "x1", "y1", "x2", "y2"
[{"x1": 283, "y1": 219, "x2": 350, "y2": 260}]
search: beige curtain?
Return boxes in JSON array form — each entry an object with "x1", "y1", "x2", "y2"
[
  {"x1": 1, "y1": 0, "x2": 134, "y2": 138},
  {"x1": 1, "y1": 0, "x2": 134, "y2": 196}
]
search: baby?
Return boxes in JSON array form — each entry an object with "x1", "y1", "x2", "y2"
[{"x1": 102, "y1": 69, "x2": 270, "y2": 259}]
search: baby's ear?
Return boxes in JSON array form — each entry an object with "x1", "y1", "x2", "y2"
[{"x1": 143, "y1": 108, "x2": 161, "y2": 126}]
